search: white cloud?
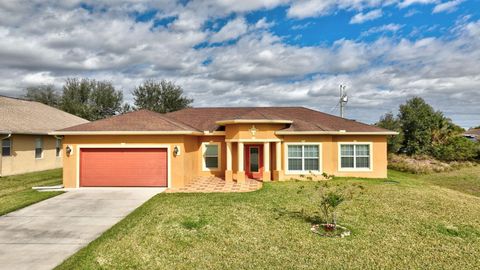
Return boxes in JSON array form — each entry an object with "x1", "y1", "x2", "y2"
[
  {"x1": 254, "y1": 17, "x2": 275, "y2": 29},
  {"x1": 350, "y1": 9, "x2": 383, "y2": 24},
  {"x1": 404, "y1": 8, "x2": 420, "y2": 17},
  {"x1": 0, "y1": 1, "x2": 479, "y2": 127},
  {"x1": 432, "y1": 0, "x2": 463, "y2": 13},
  {"x1": 361, "y1": 23, "x2": 404, "y2": 36},
  {"x1": 398, "y1": 0, "x2": 436, "y2": 9},
  {"x1": 210, "y1": 17, "x2": 248, "y2": 43},
  {"x1": 287, "y1": 0, "x2": 335, "y2": 18}
]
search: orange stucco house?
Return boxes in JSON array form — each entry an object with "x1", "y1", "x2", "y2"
[{"x1": 50, "y1": 107, "x2": 397, "y2": 188}]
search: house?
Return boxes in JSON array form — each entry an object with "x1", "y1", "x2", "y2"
[
  {"x1": 464, "y1": 128, "x2": 479, "y2": 142},
  {"x1": 0, "y1": 96, "x2": 88, "y2": 176},
  {"x1": 51, "y1": 107, "x2": 397, "y2": 188}
]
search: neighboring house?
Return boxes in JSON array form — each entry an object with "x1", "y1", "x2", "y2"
[
  {"x1": 464, "y1": 128, "x2": 480, "y2": 142},
  {"x1": 0, "y1": 96, "x2": 88, "y2": 176},
  {"x1": 51, "y1": 107, "x2": 397, "y2": 188}
]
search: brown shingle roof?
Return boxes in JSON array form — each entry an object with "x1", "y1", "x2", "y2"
[
  {"x1": 55, "y1": 107, "x2": 393, "y2": 134},
  {"x1": 58, "y1": 110, "x2": 198, "y2": 132},
  {"x1": 166, "y1": 107, "x2": 390, "y2": 133},
  {"x1": 0, "y1": 95, "x2": 88, "y2": 135}
]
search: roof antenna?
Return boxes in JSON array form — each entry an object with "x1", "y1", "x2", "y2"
[{"x1": 339, "y1": 84, "x2": 348, "y2": 118}]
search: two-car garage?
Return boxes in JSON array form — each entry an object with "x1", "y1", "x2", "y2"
[{"x1": 79, "y1": 148, "x2": 168, "y2": 187}]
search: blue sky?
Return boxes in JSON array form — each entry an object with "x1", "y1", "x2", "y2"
[{"x1": 0, "y1": 0, "x2": 479, "y2": 127}]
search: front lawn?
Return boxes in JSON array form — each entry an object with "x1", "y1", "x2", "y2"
[
  {"x1": 0, "y1": 169, "x2": 63, "y2": 216},
  {"x1": 58, "y1": 167, "x2": 480, "y2": 269}
]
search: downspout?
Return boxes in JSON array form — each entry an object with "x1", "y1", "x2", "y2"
[{"x1": 0, "y1": 133, "x2": 12, "y2": 177}]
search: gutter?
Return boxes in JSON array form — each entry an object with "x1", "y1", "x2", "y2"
[
  {"x1": 275, "y1": 131, "x2": 399, "y2": 135},
  {"x1": 49, "y1": 131, "x2": 204, "y2": 136},
  {"x1": 216, "y1": 119, "x2": 293, "y2": 125}
]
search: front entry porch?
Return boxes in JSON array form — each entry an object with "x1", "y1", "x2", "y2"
[
  {"x1": 225, "y1": 140, "x2": 283, "y2": 183},
  {"x1": 166, "y1": 176, "x2": 262, "y2": 193}
]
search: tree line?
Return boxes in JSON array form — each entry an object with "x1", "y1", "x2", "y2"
[
  {"x1": 376, "y1": 97, "x2": 479, "y2": 161},
  {"x1": 24, "y1": 78, "x2": 193, "y2": 121}
]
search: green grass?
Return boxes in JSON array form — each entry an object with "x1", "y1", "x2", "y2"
[
  {"x1": 57, "y1": 167, "x2": 480, "y2": 269},
  {"x1": 418, "y1": 166, "x2": 480, "y2": 197},
  {"x1": 0, "y1": 169, "x2": 63, "y2": 216}
]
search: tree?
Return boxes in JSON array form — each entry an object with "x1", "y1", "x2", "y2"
[
  {"x1": 61, "y1": 78, "x2": 124, "y2": 121},
  {"x1": 398, "y1": 97, "x2": 441, "y2": 155},
  {"x1": 120, "y1": 103, "x2": 134, "y2": 114},
  {"x1": 24, "y1": 84, "x2": 60, "y2": 107},
  {"x1": 432, "y1": 136, "x2": 479, "y2": 161},
  {"x1": 375, "y1": 112, "x2": 403, "y2": 153},
  {"x1": 133, "y1": 79, "x2": 193, "y2": 113},
  {"x1": 430, "y1": 115, "x2": 463, "y2": 145},
  {"x1": 88, "y1": 81, "x2": 124, "y2": 121}
]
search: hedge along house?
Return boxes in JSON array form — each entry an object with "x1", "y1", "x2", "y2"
[
  {"x1": 0, "y1": 95, "x2": 88, "y2": 176},
  {"x1": 51, "y1": 107, "x2": 397, "y2": 188}
]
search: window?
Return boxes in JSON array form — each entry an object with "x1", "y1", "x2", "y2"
[
  {"x1": 202, "y1": 142, "x2": 220, "y2": 171},
  {"x1": 286, "y1": 144, "x2": 321, "y2": 173},
  {"x1": 2, "y1": 138, "x2": 11, "y2": 156},
  {"x1": 56, "y1": 138, "x2": 62, "y2": 157},
  {"x1": 35, "y1": 137, "x2": 43, "y2": 159},
  {"x1": 340, "y1": 144, "x2": 371, "y2": 170}
]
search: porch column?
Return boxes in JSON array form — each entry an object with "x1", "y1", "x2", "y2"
[
  {"x1": 237, "y1": 142, "x2": 246, "y2": 183},
  {"x1": 273, "y1": 141, "x2": 283, "y2": 181},
  {"x1": 225, "y1": 142, "x2": 233, "y2": 182},
  {"x1": 262, "y1": 142, "x2": 271, "y2": 181}
]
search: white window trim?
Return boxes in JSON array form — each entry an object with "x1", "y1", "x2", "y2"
[
  {"x1": 202, "y1": 142, "x2": 221, "y2": 172},
  {"x1": 35, "y1": 137, "x2": 44, "y2": 159},
  {"x1": 338, "y1": 142, "x2": 373, "y2": 172},
  {"x1": 284, "y1": 142, "x2": 322, "y2": 175},
  {"x1": 2, "y1": 138, "x2": 12, "y2": 157}
]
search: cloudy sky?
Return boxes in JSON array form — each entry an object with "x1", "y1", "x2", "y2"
[{"x1": 0, "y1": 0, "x2": 479, "y2": 127}]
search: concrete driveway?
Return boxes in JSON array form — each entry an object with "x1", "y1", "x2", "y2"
[{"x1": 0, "y1": 188, "x2": 164, "y2": 270}]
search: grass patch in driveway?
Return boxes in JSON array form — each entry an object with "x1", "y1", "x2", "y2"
[
  {"x1": 0, "y1": 169, "x2": 63, "y2": 216},
  {"x1": 57, "y1": 167, "x2": 480, "y2": 269}
]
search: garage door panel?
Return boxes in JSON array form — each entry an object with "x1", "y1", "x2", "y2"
[{"x1": 80, "y1": 148, "x2": 168, "y2": 187}]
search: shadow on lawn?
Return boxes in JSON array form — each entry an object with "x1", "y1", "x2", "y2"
[{"x1": 273, "y1": 207, "x2": 323, "y2": 224}]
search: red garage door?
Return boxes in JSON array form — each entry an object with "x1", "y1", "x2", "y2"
[{"x1": 80, "y1": 148, "x2": 168, "y2": 187}]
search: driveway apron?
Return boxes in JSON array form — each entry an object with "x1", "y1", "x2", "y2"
[{"x1": 0, "y1": 188, "x2": 164, "y2": 270}]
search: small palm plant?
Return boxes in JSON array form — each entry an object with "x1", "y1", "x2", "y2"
[{"x1": 319, "y1": 191, "x2": 345, "y2": 230}]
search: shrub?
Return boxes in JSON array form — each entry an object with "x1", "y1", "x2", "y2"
[
  {"x1": 388, "y1": 154, "x2": 477, "y2": 174},
  {"x1": 432, "y1": 137, "x2": 479, "y2": 161}
]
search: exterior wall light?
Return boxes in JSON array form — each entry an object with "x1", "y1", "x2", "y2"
[
  {"x1": 173, "y1": 145, "x2": 181, "y2": 156},
  {"x1": 66, "y1": 145, "x2": 73, "y2": 156}
]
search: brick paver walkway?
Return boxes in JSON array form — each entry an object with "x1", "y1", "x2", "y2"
[{"x1": 166, "y1": 176, "x2": 262, "y2": 193}]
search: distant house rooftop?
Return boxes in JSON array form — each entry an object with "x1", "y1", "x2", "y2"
[
  {"x1": 464, "y1": 128, "x2": 480, "y2": 141},
  {"x1": 0, "y1": 95, "x2": 88, "y2": 135}
]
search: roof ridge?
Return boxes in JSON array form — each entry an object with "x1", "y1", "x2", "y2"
[
  {"x1": 158, "y1": 114, "x2": 200, "y2": 131},
  {"x1": 253, "y1": 108, "x2": 274, "y2": 119},
  {"x1": 184, "y1": 106, "x2": 306, "y2": 109}
]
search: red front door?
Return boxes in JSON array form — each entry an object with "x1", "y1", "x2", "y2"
[{"x1": 245, "y1": 145, "x2": 263, "y2": 179}]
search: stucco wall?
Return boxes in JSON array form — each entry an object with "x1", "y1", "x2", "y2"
[
  {"x1": 61, "y1": 132, "x2": 388, "y2": 188},
  {"x1": 281, "y1": 135, "x2": 387, "y2": 179},
  {"x1": 1, "y1": 134, "x2": 62, "y2": 176},
  {"x1": 225, "y1": 123, "x2": 285, "y2": 140},
  {"x1": 62, "y1": 135, "x2": 199, "y2": 188}
]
